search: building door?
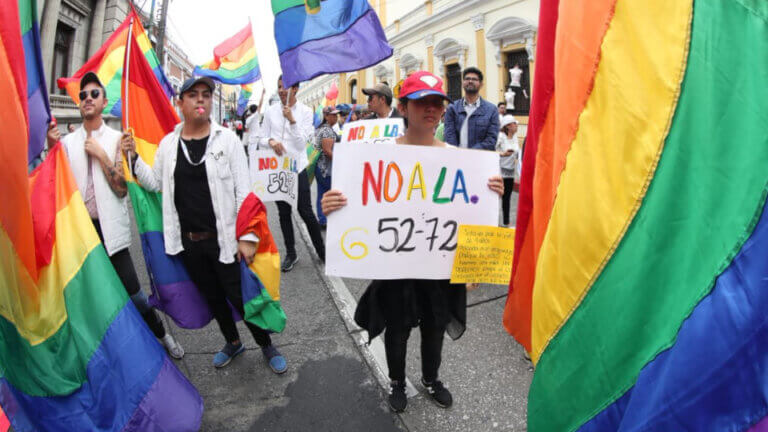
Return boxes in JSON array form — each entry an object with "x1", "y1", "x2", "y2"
[
  {"x1": 446, "y1": 63, "x2": 462, "y2": 102},
  {"x1": 51, "y1": 22, "x2": 74, "y2": 95},
  {"x1": 349, "y1": 79, "x2": 357, "y2": 104},
  {"x1": 504, "y1": 50, "x2": 531, "y2": 115}
]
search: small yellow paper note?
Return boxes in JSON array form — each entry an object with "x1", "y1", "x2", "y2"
[{"x1": 450, "y1": 225, "x2": 515, "y2": 285}]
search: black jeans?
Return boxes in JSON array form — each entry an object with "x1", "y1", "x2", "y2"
[
  {"x1": 502, "y1": 177, "x2": 515, "y2": 226},
  {"x1": 92, "y1": 219, "x2": 166, "y2": 338},
  {"x1": 276, "y1": 169, "x2": 325, "y2": 260},
  {"x1": 384, "y1": 323, "x2": 446, "y2": 383},
  {"x1": 180, "y1": 237, "x2": 271, "y2": 347}
]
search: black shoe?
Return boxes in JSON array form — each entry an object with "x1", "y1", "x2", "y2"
[
  {"x1": 421, "y1": 378, "x2": 452, "y2": 408},
  {"x1": 388, "y1": 380, "x2": 407, "y2": 413},
  {"x1": 281, "y1": 254, "x2": 298, "y2": 272}
]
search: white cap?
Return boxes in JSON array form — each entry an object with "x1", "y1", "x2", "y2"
[{"x1": 500, "y1": 114, "x2": 518, "y2": 129}]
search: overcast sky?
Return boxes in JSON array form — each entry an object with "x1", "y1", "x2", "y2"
[{"x1": 142, "y1": 0, "x2": 283, "y2": 102}]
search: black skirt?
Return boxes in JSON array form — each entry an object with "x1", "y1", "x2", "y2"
[{"x1": 354, "y1": 279, "x2": 467, "y2": 342}]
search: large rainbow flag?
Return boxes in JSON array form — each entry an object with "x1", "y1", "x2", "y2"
[
  {"x1": 194, "y1": 22, "x2": 261, "y2": 85},
  {"x1": 0, "y1": 2, "x2": 202, "y2": 429},
  {"x1": 237, "y1": 195, "x2": 286, "y2": 332},
  {"x1": 56, "y1": 9, "x2": 174, "y2": 117},
  {"x1": 272, "y1": 0, "x2": 392, "y2": 87},
  {"x1": 506, "y1": 0, "x2": 768, "y2": 430},
  {"x1": 17, "y1": 0, "x2": 49, "y2": 162}
]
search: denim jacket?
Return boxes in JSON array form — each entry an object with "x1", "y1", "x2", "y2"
[{"x1": 444, "y1": 97, "x2": 500, "y2": 151}]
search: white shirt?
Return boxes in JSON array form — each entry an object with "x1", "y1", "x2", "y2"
[
  {"x1": 245, "y1": 112, "x2": 262, "y2": 146},
  {"x1": 260, "y1": 101, "x2": 314, "y2": 173},
  {"x1": 459, "y1": 99, "x2": 480, "y2": 149}
]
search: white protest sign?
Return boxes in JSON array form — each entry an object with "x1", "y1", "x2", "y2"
[
  {"x1": 340, "y1": 118, "x2": 404, "y2": 145},
  {"x1": 326, "y1": 142, "x2": 499, "y2": 280},
  {"x1": 248, "y1": 150, "x2": 299, "y2": 207}
]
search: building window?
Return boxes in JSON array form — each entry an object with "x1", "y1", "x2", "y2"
[
  {"x1": 349, "y1": 79, "x2": 357, "y2": 104},
  {"x1": 51, "y1": 22, "x2": 74, "y2": 95},
  {"x1": 503, "y1": 50, "x2": 531, "y2": 116},
  {"x1": 445, "y1": 63, "x2": 462, "y2": 102}
]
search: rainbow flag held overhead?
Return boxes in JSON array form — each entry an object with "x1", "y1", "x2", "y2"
[
  {"x1": 237, "y1": 84, "x2": 253, "y2": 117},
  {"x1": 236, "y1": 195, "x2": 286, "y2": 333},
  {"x1": 17, "y1": 0, "x2": 49, "y2": 162},
  {"x1": 0, "y1": 3, "x2": 202, "y2": 428},
  {"x1": 272, "y1": 0, "x2": 393, "y2": 87},
  {"x1": 506, "y1": 0, "x2": 768, "y2": 430},
  {"x1": 194, "y1": 22, "x2": 261, "y2": 85},
  {"x1": 121, "y1": 12, "x2": 217, "y2": 330},
  {"x1": 56, "y1": 9, "x2": 174, "y2": 117}
]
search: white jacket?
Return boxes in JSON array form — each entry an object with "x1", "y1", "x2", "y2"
[
  {"x1": 63, "y1": 123, "x2": 131, "y2": 256},
  {"x1": 133, "y1": 121, "x2": 252, "y2": 264}
]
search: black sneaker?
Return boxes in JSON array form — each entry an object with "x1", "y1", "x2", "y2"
[
  {"x1": 388, "y1": 380, "x2": 407, "y2": 413},
  {"x1": 421, "y1": 378, "x2": 452, "y2": 408},
  {"x1": 281, "y1": 254, "x2": 298, "y2": 272}
]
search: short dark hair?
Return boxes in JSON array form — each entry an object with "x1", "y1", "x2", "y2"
[
  {"x1": 375, "y1": 92, "x2": 393, "y2": 107},
  {"x1": 277, "y1": 74, "x2": 299, "y2": 90},
  {"x1": 249, "y1": 104, "x2": 258, "y2": 114},
  {"x1": 463, "y1": 67, "x2": 484, "y2": 82},
  {"x1": 498, "y1": 102, "x2": 507, "y2": 107}
]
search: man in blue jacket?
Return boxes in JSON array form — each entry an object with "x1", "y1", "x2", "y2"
[{"x1": 444, "y1": 67, "x2": 500, "y2": 150}]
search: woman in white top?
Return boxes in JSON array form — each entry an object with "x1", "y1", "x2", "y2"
[{"x1": 496, "y1": 115, "x2": 520, "y2": 227}]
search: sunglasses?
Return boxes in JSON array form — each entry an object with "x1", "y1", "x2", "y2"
[{"x1": 79, "y1": 89, "x2": 101, "y2": 101}]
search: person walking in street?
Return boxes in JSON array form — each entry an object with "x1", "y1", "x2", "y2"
[
  {"x1": 443, "y1": 67, "x2": 500, "y2": 150},
  {"x1": 121, "y1": 76, "x2": 287, "y2": 373},
  {"x1": 497, "y1": 115, "x2": 520, "y2": 227},
  {"x1": 314, "y1": 106, "x2": 341, "y2": 228},
  {"x1": 362, "y1": 83, "x2": 401, "y2": 119},
  {"x1": 321, "y1": 71, "x2": 504, "y2": 414},
  {"x1": 260, "y1": 75, "x2": 326, "y2": 271},
  {"x1": 59, "y1": 72, "x2": 184, "y2": 360}
]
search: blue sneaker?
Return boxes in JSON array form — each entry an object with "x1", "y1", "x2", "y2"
[
  {"x1": 262, "y1": 345, "x2": 287, "y2": 374},
  {"x1": 213, "y1": 343, "x2": 245, "y2": 368}
]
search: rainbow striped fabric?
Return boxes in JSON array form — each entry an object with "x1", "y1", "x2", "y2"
[
  {"x1": 0, "y1": 3, "x2": 202, "y2": 429},
  {"x1": 121, "y1": 14, "x2": 215, "y2": 330},
  {"x1": 505, "y1": 0, "x2": 768, "y2": 430},
  {"x1": 237, "y1": 195, "x2": 286, "y2": 332},
  {"x1": 17, "y1": 0, "x2": 49, "y2": 162},
  {"x1": 272, "y1": 0, "x2": 392, "y2": 87},
  {"x1": 194, "y1": 23, "x2": 261, "y2": 85},
  {"x1": 237, "y1": 84, "x2": 253, "y2": 117},
  {"x1": 56, "y1": 10, "x2": 174, "y2": 117}
]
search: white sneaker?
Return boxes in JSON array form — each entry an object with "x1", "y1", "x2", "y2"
[{"x1": 161, "y1": 334, "x2": 185, "y2": 359}]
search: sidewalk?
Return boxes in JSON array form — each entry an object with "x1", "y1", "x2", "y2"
[{"x1": 127, "y1": 191, "x2": 532, "y2": 431}]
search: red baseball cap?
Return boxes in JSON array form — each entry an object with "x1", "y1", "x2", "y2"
[{"x1": 399, "y1": 71, "x2": 450, "y2": 101}]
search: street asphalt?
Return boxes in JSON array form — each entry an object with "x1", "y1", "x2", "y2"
[{"x1": 126, "y1": 187, "x2": 532, "y2": 431}]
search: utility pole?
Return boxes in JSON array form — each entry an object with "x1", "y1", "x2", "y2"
[{"x1": 155, "y1": 0, "x2": 170, "y2": 65}]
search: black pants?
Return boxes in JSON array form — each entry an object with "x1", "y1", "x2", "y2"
[
  {"x1": 92, "y1": 220, "x2": 166, "y2": 338},
  {"x1": 502, "y1": 177, "x2": 515, "y2": 226},
  {"x1": 276, "y1": 169, "x2": 326, "y2": 260},
  {"x1": 384, "y1": 323, "x2": 446, "y2": 383},
  {"x1": 180, "y1": 237, "x2": 271, "y2": 347}
]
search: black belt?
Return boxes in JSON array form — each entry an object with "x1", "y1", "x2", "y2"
[{"x1": 184, "y1": 231, "x2": 216, "y2": 242}]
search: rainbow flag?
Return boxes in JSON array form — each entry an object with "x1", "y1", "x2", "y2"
[
  {"x1": 17, "y1": 0, "x2": 49, "y2": 162},
  {"x1": 237, "y1": 84, "x2": 253, "y2": 117},
  {"x1": 506, "y1": 0, "x2": 768, "y2": 430},
  {"x1": 236, "y1": 195, "x2": 286, "y2": 332},
  {"x1": 0, "y1": 3, "x2": 202, "y2": 428},
  {"x1": 56, "y1": 10, "x2": 174, "y2": 117},
  {"x1": 194, "y1": 22, "x2": 261, "y2": 85},
  {"x1": 121, "y1": 13, "x2": 216, "y2": 330},
  {"x1": 272, "y1": 0, "x2": 392, "y2": 87}
]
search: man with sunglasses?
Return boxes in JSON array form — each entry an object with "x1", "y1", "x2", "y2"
[
  {"x1": 362, "y1": 83, "x2": 401, "y2": 119},
  {"x1": 59, "y1": 72, "x2": 184, "y2": 359},
  {"x1": 443, "y1": 67, "x2": 500, "y2": 151}
]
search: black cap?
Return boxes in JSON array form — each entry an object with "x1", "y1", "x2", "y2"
[
  {"x1": 180, "y1": 76, "x2": 216, "y2": 96},
  {"x1": 80, "y1": 71, "x2": 104, "y2": 90}
]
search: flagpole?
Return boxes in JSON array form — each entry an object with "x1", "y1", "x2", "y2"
[{"x1": 124, "y1": 16, "x2": 135, "y2": 178}]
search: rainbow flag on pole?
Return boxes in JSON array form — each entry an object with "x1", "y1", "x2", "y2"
[
  {"x1": 506, "y1": 0, "x2": 768, "y2": 430},
  {"x1": 237, "y1": 84, "x2": 253, "y2": 117},
  {"x1": 57, "y1": 9, "x2": 174, "y2": 117},
  {"x1": 0, "y1": 3, "x2": 202, "y2": 429},
  {"x1": 194, "y1": 22, "x2": 261, "y2": 85},
  {"x1": 272, "y1": 0, "x2": 392, "y2": 87}
]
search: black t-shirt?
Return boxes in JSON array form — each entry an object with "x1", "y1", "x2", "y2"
[{"x1": 174, "y1": 136, "x2": 217, "y2": 234}]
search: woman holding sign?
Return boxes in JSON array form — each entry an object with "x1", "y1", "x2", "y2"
[{"x1": 322, "y1": 71, "x2": 504, "y2": 413}]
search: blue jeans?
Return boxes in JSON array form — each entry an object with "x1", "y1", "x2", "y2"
[{"x1": 315, "y1": 169, "x2": 332, "y2": 225}]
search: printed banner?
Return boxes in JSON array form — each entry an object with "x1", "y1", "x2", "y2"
[
  {"x1": 340, "y1": 118, "x2": 404, "y2": 145},
  {"x1": 249, "y1": 150, "x2": 299, "y2": 207},
  {"x1": 326, "y1": 142, "x2": 499, "y2": 279},
  {"x1": 450, "y1": 225, "x2": 516, "y2": 285}
]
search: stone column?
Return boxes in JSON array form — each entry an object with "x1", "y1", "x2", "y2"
[
  {"x1": 40, "y1": 0, "x2": 63, "y2": 84},
  {"x1": 88, "y1": 0, "x2": 107, "y2": 57}
]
